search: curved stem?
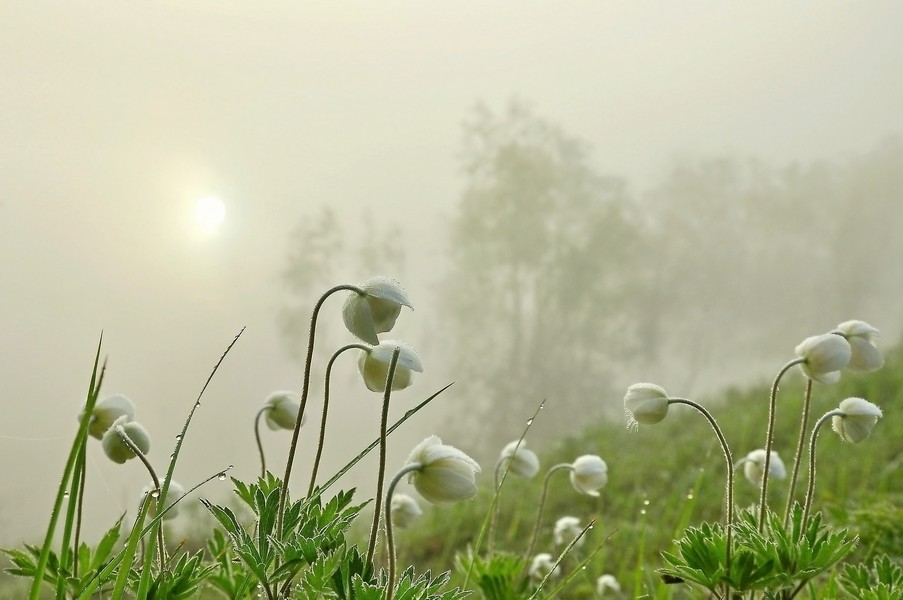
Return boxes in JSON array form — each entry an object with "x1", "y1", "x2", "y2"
[
  {"x1": 308, "y1": 343, "x2": 371, "y2": 496},
  {"x1": 760, "y1": 358, "x2": 805, "y2": 531},
  {"x1": 802, "y1": 410, "x2": 844, "y2": 531},
  {"x1": 668, "y1": 398, "x2": 734, "y2": 585},
  {"x1": 385, "y1": 464, "x2": 422, "y2": 600},
  {"x1": 254, "y1": 407, "x2": 270, "y2": 479},
  {"x1": 278, "y1": 284, "x2": 364, "y2": 535},
  {"x1": 784, "y1": 378, "x2": 813, "y2": 527},
  {"x1": 524, "y1": 463, "x2": 572, "y2": 568},
  {"x1": 366, "y1": 346, "x2": 402, "y2": 566},
  {"x1": 116, "y1": 426, "x2": 166, "y2": 571}
]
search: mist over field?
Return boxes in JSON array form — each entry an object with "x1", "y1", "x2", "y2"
[{"x1": 2, "y1": 1, "x2": 903, "y2": 549}]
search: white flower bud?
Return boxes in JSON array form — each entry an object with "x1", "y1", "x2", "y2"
[
  {"x1": 624, "y1": 383, "x2": 670, "y2": 427},
  {"x1": 143, "y1": 481, "x2": 186, "y2": 520},
  {"x1": 499, "y1": 440, "x2": 540, "y2": 478},
  {"x1": 739, "y1": 449, "x2": 786, "y2": 488},
  {"x1": 794, "y1": 333, "x2": 852, "y2": 384},
  {"x1": 390, "y1": 493, "x2": 423, "y2": 528},
  {"x1": 101, "y1": 416, "x2": 150, "y2": 464},
  {"x1": 569, "y1": 455, "x2": 608, "y2": 497},
  {"x1": 832, "y1": 397, "x2": 882, "y2": 443},
  {"x1": 263, "y1": 391, "x2": 302, "y2": 431},
  {"x1": 553, "y1": 515, "x2": 584, "y2": 547},
  {"x1": 358, "y1": 340, "x2": 423, "y2": 392},
  {"x1": 596, "y1": 574, "x2": 621, "y2": 595},
  {"x1": 835, "y1": 320, "x2": 884, "y2": 372},
  {"x1": 405, "y1": 435, "x2": 481, "y2": 504},
  {"x1": 342, "y1": 276, "x2": 412, "y2": 345},
  {"x1": 529, "y1": 553, "x2": 560, "y2": 580},
  {"x1": 81, "y1": 394, "x2": 135, "y2": 440}
]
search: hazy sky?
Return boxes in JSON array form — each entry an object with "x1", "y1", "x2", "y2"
[{"x1": 2, "y1": 2, "x2": 902, "y2": 543}]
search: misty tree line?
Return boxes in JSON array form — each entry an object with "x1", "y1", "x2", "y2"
[{"x1": 278, "y1": 101, "x2": 903, "y2": 448}]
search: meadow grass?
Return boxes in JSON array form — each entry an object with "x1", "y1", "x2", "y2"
[
  {"x1": 1, "y1": 310, "x2": 900, "y2": 599},
  {"x1": 396, "y1": 345, "x2": 903, "y2": 598}
]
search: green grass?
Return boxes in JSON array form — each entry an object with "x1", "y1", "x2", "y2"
[
  {"x1": 397, "y1": 346, "x2": 903, "y2": 598},
  {"x1": 2, "y1": 340, "x2": 900, "y2": 598}
]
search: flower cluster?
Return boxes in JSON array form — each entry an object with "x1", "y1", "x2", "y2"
[{"x1": 82, "y1": 394, "x2": 151, "y2": 465}]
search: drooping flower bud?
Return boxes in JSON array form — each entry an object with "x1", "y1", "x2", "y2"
[
  {"x1": 794, "y1": 333, "x2": 852, "y2": 384},
  {"x1": 499, "y1": 440, "x2": 540, "y2": 478},
  {"x1": 738, "y1": 449, "x2": 787, "y2": 488},
  {"x1": 143, "y1": 480, "x2": 186, "y2": 520},
  {"x1": 832, "y1": 397, "x2": 883, "y2": 443},
  {"x1": 262, "y1": 391, "x2": 303, "y2": 431},
  {"x1": 405, "y1": 435, "x2": 480, "y2": 504},
  {"x1": 389, "y1": 493, "x2": 423, "y2": 528},
  {"x1": 342, "y1": 276, "x2": 412, "y2": 345},
  {"x1": 358, "y1": 340, "x2": 423, "y2": 392},
  {"x1": 553, "y1": 515, "x2": 585, "y2": 547},
  {"x1": 596, "y1": 574, "x2": 621, "y2": 596},
  {"x1": 624, "y1": 383, "x2": 670, "y2": 427},
  {"x1": 569, "y1": 455, "x2": 608, "y2": 496},
  {"x1": 81, "y1": 394, "x2": 135, "y2": 440},
  {"x1": 834, "y1": 320, "x2": 884, "y2": 372},
  {"x1": 101, "y1": 416, "x2": 151, "y2": 464},
  {"x1": 529, "y1": 553, "x2": 560, "y2": 580}
]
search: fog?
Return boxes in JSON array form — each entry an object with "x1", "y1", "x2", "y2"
[{"x1": 2, "y1": 2, "x2": 903, "y2": 544}]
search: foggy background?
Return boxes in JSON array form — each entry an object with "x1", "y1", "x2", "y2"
[{"x1": 2, "y1": 1, "x2": 903, "y2": 544}]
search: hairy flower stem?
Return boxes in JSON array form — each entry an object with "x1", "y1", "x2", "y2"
[
  {"x1": 384, "y1": 463, "x2": 422, "y2": 600},
  {"x1": 668, "y1": 398, "x2": 734, "y2": 583},
  {"x1": 760, "y1": 358, "x2": 804, "y2": 531},
  {"x1": 278, "y1": 284, "x2": 364, "y2": 535},
  {"x1": 254, "y1": 407, "x2": 270, "y2": 478},
  {"x1": 308, "y1": 343, "x2": 370, "y2": 496},
  {"x1": 784, "y1": 378, "x2": 813, "y2": 527},
  {"x1": 115, "y1": 426, "x2": 166, "y2": 571},
  {"x1": 802, "y1": 410, "x2": 844, "y2": 531},
  {"x1": 366, "y1": 346, "x2": 402, "y2": 566},
  {"x1": 524, "y1": 463, "x2": 572, "y2": 568}
]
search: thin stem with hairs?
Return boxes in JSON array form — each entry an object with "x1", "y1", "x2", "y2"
[
  {"x1": 278, "y1": 284, "x2": 364, "y2": 535},
  {"x1": 760, "y1": 358, "x2": 804, "y2": 531},
  {"x1": 115, "y1": 427, "x2": 166, "y2": 571},
  {"x1": 384, "y1": 463, "x2": 422, "y2": 600},
  {"x1": 308, "y1": 343, "x2": 370, "y2": 496},
  {"x1": 784, "y1": 378, "x2": 814, "y2": 527},
  {"x1": 802, "y1": 409, "x2": 844, "y2": 530},
  {"x1": 254, "y1": 407, "x2": 270, "y2": 478},
  {"x1": 668, "y1": 398, "x2": 734, "y2": 587},
  {"x1": 524, "y1": 463, "x2": 573, "y2": 568},
  {"x1": 365, "y1": 346, "x2": 402, "y2": 566}
]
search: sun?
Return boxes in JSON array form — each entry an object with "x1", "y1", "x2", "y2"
[{"x1": 195, "y1": 196, "x2": 226, "y2": 232}]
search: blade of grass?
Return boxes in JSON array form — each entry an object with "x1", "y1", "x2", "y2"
[
  {"x1": 462, "y1": 399, "x2": 545, "y2": 589},
  {"x1": 76, "y1": 466, "x2": 232, "y2": 600},
  {"x1": 55, "y1": 442, "x2": 87, "y2": 599},
  {"x1": 28, "y1": 335, "x2": 104, "y2": 600},
  {"x1": 136, "y1": 327, "x2": 245, "y2": 598},
  {"x1": 309, "y1": 382, "x2": 454, "y2": 502},
  {"x1": 110, "y1": 493, "x2": 153, "y2": 599}
]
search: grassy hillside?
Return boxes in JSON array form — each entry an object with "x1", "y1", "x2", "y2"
[{"x1": 394, "y1": 344, "x2": 903, "y2": 598}]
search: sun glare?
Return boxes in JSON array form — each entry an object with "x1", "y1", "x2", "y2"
[{"x1": 195, "y1": 196, "x2": 226, "y2": 232}]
